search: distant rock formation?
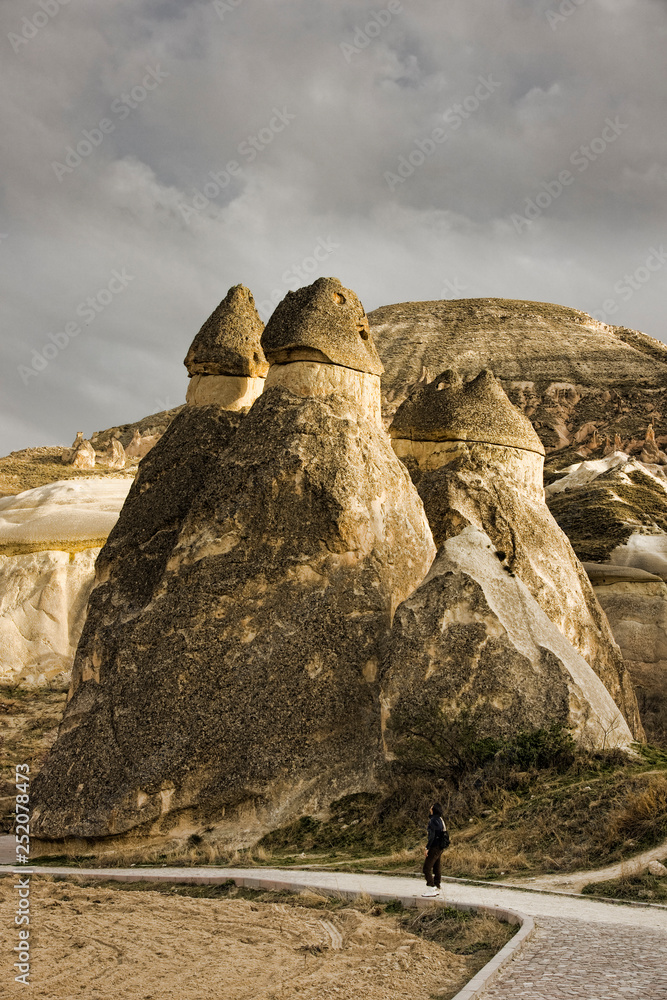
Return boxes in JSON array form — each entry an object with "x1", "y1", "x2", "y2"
[
  {"x1": 89, "y1": 407, "x2": 183, "y2": 453},
  {"x1": 370, "y1": 298, "x2": 667, "y2": 470},
  {"x1": 124, "y1": 429, "x2": 160, "y2": 461},
  {"x1": 0, "y1": 479, "x2": 131, "y2": 686},
  {"x1": 547, "y1": 455, "x2": 667, "y2": 744},
  {"x1": 96, "y1": 438, "x2": 126, "y2": 469},
  {"x1": 584, "y1": 563, "x2": 667, "y2": 745},
  {"x1": 546, "y1": 453, "x2": 667, "y2": 570},
  {"x1": 383, "y1": 526, "x2": 632, "y2": 750},
  {"x1": 62, "y1": 433, "x2": 96, "y2": 470},
  {"x1": 185, "y1": 285, "x2": 268, "y2": 408},
  {"x1": 32, "y1": 278, "x2": 435, "y2": 845},
  {"x1": 388, "y1": 369, "x2": 643, "y2": 740}
]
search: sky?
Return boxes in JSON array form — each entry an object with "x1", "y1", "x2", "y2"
[{"x1": 1, "y1": 0, "x2": 666, "y2": 455}]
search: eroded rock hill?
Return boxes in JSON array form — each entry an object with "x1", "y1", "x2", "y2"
[{"x1": 370, "y1": 298, "x2": 667, "y2": 469}]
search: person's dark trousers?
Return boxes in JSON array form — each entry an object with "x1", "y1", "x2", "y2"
[{"x1": 423, "y1": 847, "x2": 443, "y2": 888}]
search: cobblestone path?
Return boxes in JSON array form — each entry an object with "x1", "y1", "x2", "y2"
[{"x1": 482, "y1": 915, "x2": 667, "y2": 999}]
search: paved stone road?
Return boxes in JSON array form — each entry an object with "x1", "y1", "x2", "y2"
[{"x1": 482, "y1": 916, "x2": 667, "y2": 999}]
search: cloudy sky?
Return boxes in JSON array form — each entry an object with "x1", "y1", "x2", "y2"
[{"x1": 1, "y1": 0, "x2": 666, "y2": 455}]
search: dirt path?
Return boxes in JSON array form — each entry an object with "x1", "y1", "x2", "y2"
[{"x1": 501, "y1": 836, "x2": 667, "y2": 894}]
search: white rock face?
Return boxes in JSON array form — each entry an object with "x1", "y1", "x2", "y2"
[
  {"x1": 265, "y1": 361, "x2": 382, "y2": 425},
  {"x1": 546, "y1": 452, "x2": 667, "y2": 497},
  {"x1": 607, "y1": 534, "x2": 667, "y2": 580},
  {"x1": 186, "y1": 373, "x2": 265, "y2": 409},
  {"x1": 0, "y1": 478, "x2": 131, "y2": 686},
  {"x1": 0, "y1": 478, "x2": 132, "y2": 555},
  {"x1": 0, "y1": 549, "x2": 99, "y2": 687}
]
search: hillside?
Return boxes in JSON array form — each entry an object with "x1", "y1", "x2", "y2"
[{"x1": 370, "y1": 298, "x2": 667, "y2": 468}]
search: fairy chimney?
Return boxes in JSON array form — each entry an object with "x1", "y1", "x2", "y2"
[
  {"x1": 388, "y1": 369, "x2": 643, "y2": 740},
  {"x1": 261, "y1": 277, "x2": 384, "y2": 424},
  {"x1": 32, "y1": 278, "x2": 434, "y2": 846},
  {"x1": 184, "y1": 284, "x2": 269, "y2": 409}
]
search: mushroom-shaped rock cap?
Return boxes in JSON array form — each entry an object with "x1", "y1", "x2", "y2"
[
  {"x1": 390, "y1": 369, "x2": 545, "y2": 455},
  {"x1": 261, "y1": 277, "x2": 384, "y2": 376},
  {"x1": 184, "y1": 285, "x2": 269, "y2": 377}
]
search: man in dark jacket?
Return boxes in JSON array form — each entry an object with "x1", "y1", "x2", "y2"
[{"x1": 422, "y1": 802, "x2": 447, "y2": 897}]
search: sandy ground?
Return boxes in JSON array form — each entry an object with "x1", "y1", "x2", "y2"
[{"x1": 0, "y1": 876, "x2": 476, "y2": 999}]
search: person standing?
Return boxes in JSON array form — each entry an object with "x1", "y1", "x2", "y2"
[{"x1": 422, "y1": 802, "x2": 448, "y2": 897}]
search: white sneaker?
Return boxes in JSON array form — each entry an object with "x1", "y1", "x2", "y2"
[{"x1": 421, "y1": 887, "x2": 439, "y2": 897}]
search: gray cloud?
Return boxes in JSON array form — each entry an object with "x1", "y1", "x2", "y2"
[{"x1": 1, "y1": 0, "x2": 666, "y2": 455}]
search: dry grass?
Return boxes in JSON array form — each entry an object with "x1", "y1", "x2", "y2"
[
  {"x1": 582, "y1": 864, "x2": 667, "y2": 902},
  {"x1": 12, "y1": 687, "x2": 667, "y2": 882},
  {"x1": 0, "y1": 446, "x2": 135, "y2": 496}
]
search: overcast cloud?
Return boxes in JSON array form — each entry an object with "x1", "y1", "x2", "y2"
[{"x1": 1, "y1": 0, "x2": 666, "y2": 454}]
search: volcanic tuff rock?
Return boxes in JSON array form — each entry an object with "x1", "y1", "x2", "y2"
[
  {"x1": 32, "y1": 281, "x2": 435, "y2": 844},
  {"x1": 370, "y1": 298, "x2": 667, "y2": 469},
  {"x1": 68, "y1": 405, "x2": 245, "y2": 699},
  {"x1": 585, "y1": 563, "x2": 667, "y2": 745},
  {"x1": 262, "y1": 277, "x2": 384, "y2": 375},
  {"x1": 389, "y1": 371, "x2": 643, "y2": 739},
  {"x1": 389, "y1": 369, "x2": 544, "y2": 451},
  {"x1": 184, "y1": 285, "x2": 267, "y2": 408},
  {"x1": 184, "y1": 284, "x2": 268, "y2": 378},
  {"x1": 63, "y1": 433, "x2": 96, "y2": 470},
  {"x1": 382, "y1": 527, "x2": 633, "y2": 750},
  {"x1": 0, "y1": 479, "x2": 131, "y2": 686}
]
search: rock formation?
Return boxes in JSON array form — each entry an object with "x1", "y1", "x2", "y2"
[
  {"x1": 584, "y1": 564, "x2": 667, "y2": 743},
  {"x1": 124, "y1": 429, "x2": 160, "y2": 461},
  {"x1": 62, "y1": 432, "x2": 96, "y2": 470},
  {"x1": 546, "y1": 453, "x2": 667, "y2": 571},
  {"x1": 547, "y1": 455, "x2": 667, "y2": 744},
  {"x1": 389, "y1": 369, "x2": 643, "y2": 740},
  {"x1": 370, "y1": 298, "x2": 667, "y2": 471},
  {"x1": 66, "y1": 287, "x2": 267, "y2": 697},
  {"x1": 185, "y1": 284, "x2": 268, "y2": 408},
  {"x1": 0, "y1": 479, "x2": 131, "y2": 686},
  {"x1": 261, "y1": 277, "x2": 383, "y2": 425},
  {"x1": 89, "y1": 407, "x2": 183, "y2": 454},
  {"x1": 382, "y1": 526, "x2": 633, "y2": 750},
  {"x1": 32, "y1": 278, "x2": 435, "y2": 845},
  {"x1": 97, "y1": 438, "x2": 126, "y2": 469}
]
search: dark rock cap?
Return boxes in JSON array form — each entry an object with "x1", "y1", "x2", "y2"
[
  {"x1": 390, "y1": 369, "x2": 545, "y2": 454},
  {"x1": 261, "y1": 277, "x2": 384, "y2": 376},
  {"x1": 184, "y1": 284, "x2": 268, "y2": 377}
]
